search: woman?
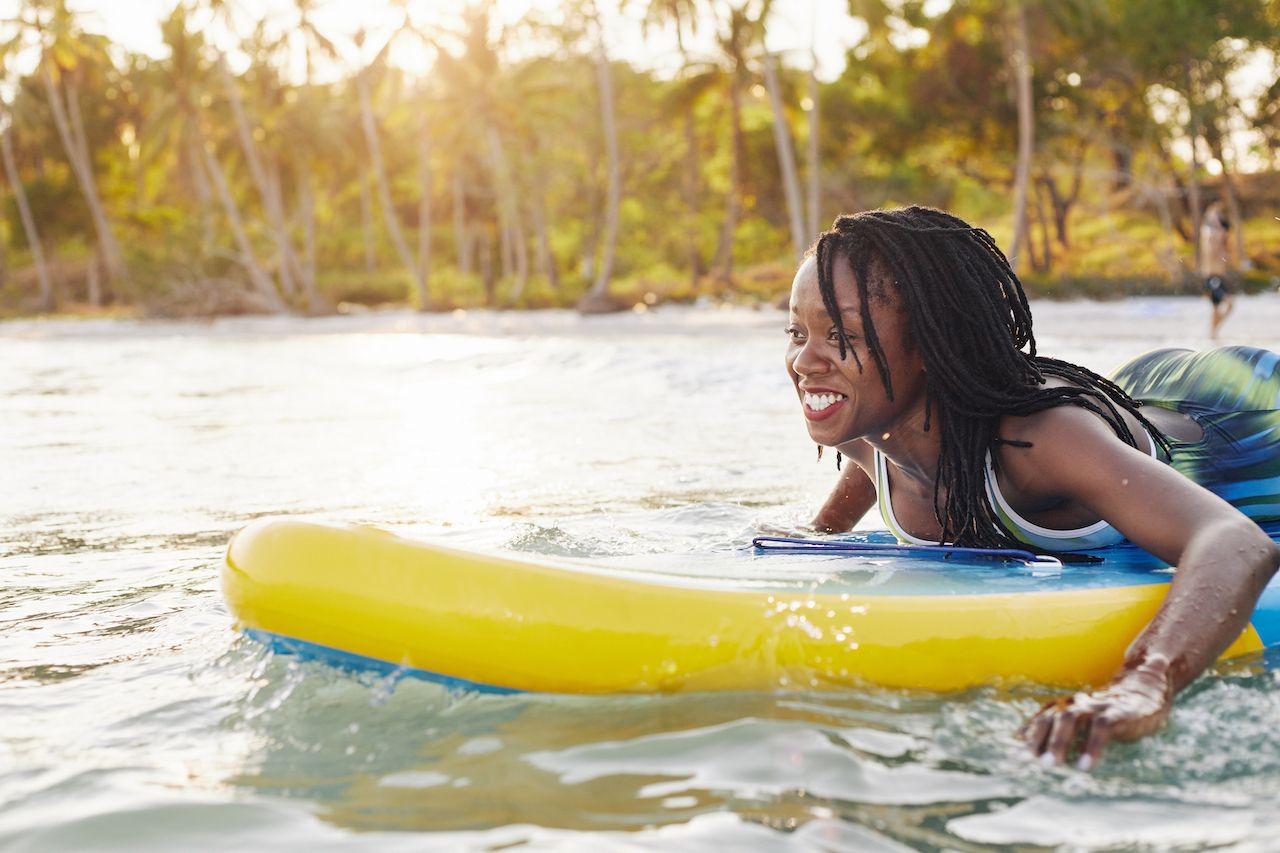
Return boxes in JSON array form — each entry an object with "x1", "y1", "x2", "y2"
[{"x1": 786, "y1": 207, "x2": 1280, "y2": 770}]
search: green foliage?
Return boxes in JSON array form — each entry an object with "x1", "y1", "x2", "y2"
[{"x1": 0, "y1": 0, "x2": 1277, "y2": 318}]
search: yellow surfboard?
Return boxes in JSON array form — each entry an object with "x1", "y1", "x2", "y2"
[{"x1": 222, "y1": 517, "x2": 1274, "y2": 693}]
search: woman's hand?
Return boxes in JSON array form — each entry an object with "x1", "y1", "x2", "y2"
[{"x1": 1020, "y1": 654, "x2": 1174, "y2": 771}]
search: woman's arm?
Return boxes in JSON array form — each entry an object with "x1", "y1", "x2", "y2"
[
  {"x1": 809, "y1": 452, "x2": 878, "y2": 533},
  {"x1": 1002, "y1": 407, "x2": 1280, "y2": 768}
]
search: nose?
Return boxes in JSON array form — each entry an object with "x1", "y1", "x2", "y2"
[{"x1": 790, "y1": 336, "x2": 830, "y2": 377}]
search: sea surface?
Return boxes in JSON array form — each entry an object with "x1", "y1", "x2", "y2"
[{"x1": 4, "y1": 295, "x2": 1280, "y2": 851}]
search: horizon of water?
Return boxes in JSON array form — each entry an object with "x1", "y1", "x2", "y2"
[{"x1": 4, "y1": 295, "x2": 1280, "y2": 851}]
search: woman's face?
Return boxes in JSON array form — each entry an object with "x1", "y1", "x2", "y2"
[{"x1": 784, "y1": 254, "x2": 927, "y2": 448}]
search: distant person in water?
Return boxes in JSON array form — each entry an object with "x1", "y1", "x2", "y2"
[
  {"x1": 1199, "y1": 201, "x2": 1235, "y2": 339},
  {"x1": 785, "y1": 206, "x2": 1280, "y2": 769}
]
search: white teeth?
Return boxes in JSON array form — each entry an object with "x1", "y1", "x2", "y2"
[{"x1": 804, "y1": 392, "x2": 846, "y2": 411}]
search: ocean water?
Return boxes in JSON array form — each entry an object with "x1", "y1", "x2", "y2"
[{"x1": 4, "y1": 296, "x2": 1280, "y2": 851}]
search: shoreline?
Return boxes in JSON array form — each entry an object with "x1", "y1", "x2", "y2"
[{"x1": 5, "y1": 292, "x2": 1280, "y2": 349}]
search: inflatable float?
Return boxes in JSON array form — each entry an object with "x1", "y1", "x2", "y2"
[{"x1": 221, "y1": 517, "x2": 1280, "y2": 693}]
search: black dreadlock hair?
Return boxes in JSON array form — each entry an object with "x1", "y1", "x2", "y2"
[{"x1": 813, "y1": 205, "x2": 1170, "y2": 549}]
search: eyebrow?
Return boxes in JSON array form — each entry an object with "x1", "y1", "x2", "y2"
[{"x1": 789, "y1": 307, "x2": 863, "y2": 319}]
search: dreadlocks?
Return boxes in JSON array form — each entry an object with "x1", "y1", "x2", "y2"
[{"x1": 814, "y1": 205, "x2": 1170, "y2": 548}]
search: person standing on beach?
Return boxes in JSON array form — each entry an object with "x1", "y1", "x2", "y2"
[{"x1": 1199, "y1": 201, "x2": 1235, "y2": 339}]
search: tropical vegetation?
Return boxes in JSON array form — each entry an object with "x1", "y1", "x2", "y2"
[{"x1": 1, "y1": 0, "x2": 1277, "y2": 317}]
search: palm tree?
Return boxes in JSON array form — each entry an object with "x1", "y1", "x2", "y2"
[
  {"x1": 205, "y1": 0, "x2": 325, "y2": 309},
  {"x1": 0, "y1": 30, "x2": 53, "y2": 309},
  {"x1": 0, "y1": 112, "x2": 53, "y2": 311},
  {"x1": 24, "y1": 0, "x2": 125, "y2": 295},
  {"x1": 581, "y1": 30, "x2": 622, "y2": 306},
  {"x1": 761, "y1": 50, "x2": 806, "y2": 260},
  {"x1": 432, "y1": 5, "x2": 531, "y2": 303},
  {"x1": 291, "y1": 0, "x2": 341, "y2": 307},
  {"x1": 805, "y1": 42, "x2": 820, "y2": 238},
  {"x1": 710, "y1": 0, "x2": 772, "y2": 283},
  {"x1": 156, "y1": 5, "x2": 285, "y2": 312},
  {"x1": 643, "y1": 0, "x2": 712, "y2": 285},
  {"x1": 353, "y1": 28, "x2": 431, "y2": 309},
  {"x1": 1007, "y1": 0, "x2": 1034, "y2": 274}
]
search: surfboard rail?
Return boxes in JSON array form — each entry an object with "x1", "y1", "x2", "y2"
[{"x1": 222, "y1": 517, "x2": 1280, "y2": 693}]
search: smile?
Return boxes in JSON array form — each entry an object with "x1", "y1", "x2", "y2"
[
  {"x1": 804, "y1": 392, "x2": 846, "y2": 411},
  {"x1": 802, "y1": 391, "x2": 848, "y2": 421}
]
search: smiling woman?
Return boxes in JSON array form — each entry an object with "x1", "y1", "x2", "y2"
[
  {"x1": 786, "y1": 261, "x2": 928, "y2": 464},
  {"x1": 783, "y1": 206, "x2": 1280, "y2": 769}
]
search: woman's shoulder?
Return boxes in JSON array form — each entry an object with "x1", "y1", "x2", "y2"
[
  {"x1": 994, "y1": 402, "x2": 1149, "y2": 501},
  {"x1": 998, "y1": 401, "x2": 1092, "y2": 444},
  {"x1": 998, "y1": 401, "x2": 1137, "y2": 454}
]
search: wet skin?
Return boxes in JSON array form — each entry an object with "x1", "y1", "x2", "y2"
[{"x1": 785, "y1": 254, "x2": 1280, "y2": 769}]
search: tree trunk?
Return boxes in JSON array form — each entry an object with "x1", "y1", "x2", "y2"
[
  {"x1": 1208, "y1": 131, "x2": 1247, "y2": 265},
  {"x1": 41, "y1": 62, "x2": 124, "y2": 288},
  {"x1": 1059, "y1": 147, "x2": 1086, "y2": 246},
  {"x1": 297, "y1": 175, "x2": 324, "y2": 313},
  {"x1": 588, "y1": 46, "x2": 621, "y2": 298},
  {"x1": 1153, "y1": 140, "x2": 1193, "y2": 243},
  {"x1": 195, "y1": 125, "x2": 286, "y2": 312},
  {"x1": 416, "y1": 126, "x2": 432, "y2": 311},
  {"x1": 1007, "y1": 2, "x2": 1034, "y2": 275},
  {"x1": 1, "y1": 125, "x2": 54, "y2": 311},
  {"x1": 1105, "y1": 116, "x2": 1133, "y2": 192},
  {"x1": 529, "y1": 186, "x2": 560, "y2": 289},
  {"x1": 86, "y1": 245, "x2": 102, "y2": 305},
  {"x1": 186, "y1": 130, "x2": 216, "y2": 253},
  {"x1": 360, "y1": 166, "x2": 376, "y2": 272},
  {"x1": 499, "y1": 211, "x2": 513, "y2": 279},
  {"x1": 1037, "y1": 151, "x2": 1084, "y2": 249},
  {"x1": 479, "y1": 227, "x2": 495, "y2": 304},
  {"x1": 580, "y1": 139, "x2": 601, "y2": 284},
  {"x1": 762, "y1": 53, "x2": 806, "y2": 261},
  {"x1": 485, "y1": 124, "x2": 527, "y2": 301},
  {"x1": 219, "y1": 57, "x2": 304, "y2": 297},
  {"x1": 1185, "y1": 61, "x2": 1204, "y2": 272},
  {"x1": 514, "y1": 215, "x2": 528, "y2": 295},
  {"x1": 681, "y1": 106, "x2": 705, "y2": 287},
  {"x1": 806, "y1": 55, "x2": 820, "y2": 238},
  {"x1": 1033, "y1": 179, "x2": 1052, "y2": 272},
  {"x1": 357, "y1": 71, "x2": 423, "y2": 303},
  {"x1": 451, "y1": 171, "x2": 471, "y2": 274},
  {"x1": 713, "y1": 73, "x2": 744, "y2": 283},
  {"x1": 266, "y1": 160, "x2": 298, "y2": 297},
  {"x1": 1147, "y1": 176, "x2": 1181, "y2": 280}
]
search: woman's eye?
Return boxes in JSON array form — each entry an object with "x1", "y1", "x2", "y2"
[
  {"x1": 785, "y1": 326, "x2": 805, "y2": 342},
  {"x1": 828, "y1": 330, "x2": 854, "y2": 344}
]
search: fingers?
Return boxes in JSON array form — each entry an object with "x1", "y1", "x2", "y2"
[
  {"x1": 1045, "y1": 700, "x2": 1084, "y2": 765},
  {"x1": 1019, "y1": 694, "x2": 1071, "y2": 753},
  {"x1": 1022, "y1": 692, "x2": 1107, "y2": 770},
  {"x1": 1078, "y1": 712, "x2": 1114, "y2": 772},
  {"x1": 1022, "y1": 678, "x2": 1173, "y2": 771},
  {"x1": 1021, "y1": 710, "x2": 1053, "y2": 756}
]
